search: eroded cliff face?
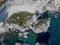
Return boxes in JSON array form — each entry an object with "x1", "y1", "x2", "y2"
[
  {"x1": 24, "y1": 0, "x2": 60, "y2": 12},
  {"x1": 36, "y1": 0, "x2": 60, "y2": 12},
  {"x1": 8, "y1": 0, "x2": 60, "y2": 13},
  {"x1": 45, "y1": 0, "x2": 60, "y2": 11}
]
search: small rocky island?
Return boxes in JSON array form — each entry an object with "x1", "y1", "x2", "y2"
[
  {"x1": 0, "y1": 10, "x2": 50, "y2": 45},
  {"x1": 1, "y1": 0, "x2": 60, "y2": 45},
  {"x1": 2, "y1": 10, "x2": 49, "y2": 45}
]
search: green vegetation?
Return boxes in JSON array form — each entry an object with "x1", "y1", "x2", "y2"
[
  {"x1": 7, "y1": 11, "x2": 33, "y2": 26},
  {"x1": 0, "y1": 0, "x2": 7, "y2": 6},
  {"x1": 4, "y1": 32, "x2": 18, "y2": 45},
  {"x1": 35, "y1": 19, "x2": 49, "y2": 28}
]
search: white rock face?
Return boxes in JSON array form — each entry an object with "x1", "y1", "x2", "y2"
[
  {"x1": 8, "y1": 0, "x2": 60, "y2": 15},
  {"x1": 0, "y1": 28, "x2": 6, "y2": 34},
  {"x1": 0, "y1": 22, "x2": 3, "y2": 28},
  {"x1": 0, "y1": 4, "x2": 5, "y2": 12},
  {"x1": 46, "y1": 0, "x2": 60, "y2": 11}
]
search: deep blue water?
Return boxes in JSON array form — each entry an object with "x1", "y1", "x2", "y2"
[
  {"x1": 48, "y1": 12, "x2": 60, "y2": 45},
  {"x1": 0, "y1": 12, "x2": 8, "y2": 22},
  {"x1": 36, "y1": 32, "x2": 50, "y2": 44},
  {"x1": 0, "y1": 5, "x2": 8, "y2": 22}
]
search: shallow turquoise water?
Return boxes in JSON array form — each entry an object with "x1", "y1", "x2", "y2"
[{"x1": 48, "y1": 12, "x2": 60, "y2": 45}]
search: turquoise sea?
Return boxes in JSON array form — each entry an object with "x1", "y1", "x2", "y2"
[{"x1": 48, "y1": 12, "x2": 60, "y2": 45}]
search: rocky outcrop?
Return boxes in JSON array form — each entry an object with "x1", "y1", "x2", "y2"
[{"x1": 0, "y1": 4, "x2": 6, "y2": 12}]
